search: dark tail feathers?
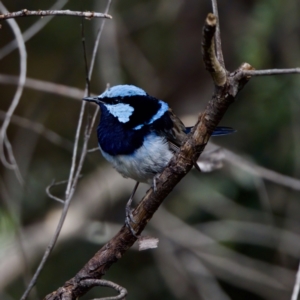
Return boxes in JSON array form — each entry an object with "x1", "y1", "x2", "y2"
[
  {"x1": 185, "y1": 126, "x2": 236, "y2": 136},
  {"x1": 212, "y1": 126, "x2": 236, "y2": 136}
]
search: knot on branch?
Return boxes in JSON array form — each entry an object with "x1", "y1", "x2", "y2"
[
  {"x1": 22, "y1": 9, "x2": 29, "y2": 15},
  {"x1": 229, "y1": 62, "x2": 255, "y2": 96}
]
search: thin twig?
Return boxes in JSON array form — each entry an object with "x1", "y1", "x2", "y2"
[
  {"x1": 70, "y1": 107, "x2": 99, "y2": 193},
  {"x1": 0, "y1": 0, "x2": 69, "y2": 59},
  {"x1": 0, "y1": 2, "x2": 27, "y2": 176},
  {"x1": 67, "y1": 0, "x2": 110, "y2": 216},
  {"x1": 20, "y1": 182, "x2": 78, "y2": 300},
  {"x1": 154, "y1": 208, "x2": 293, "y2": 298},
  {"x1": 88, "y1": 0, "x2": 112, "y2": 80},
  {"x1": 241, "y1": 68, "x2": 300, "y2": 77},
  {"x1": 211, "y1": 0, "x2": 224, "y2": 67},
  {"x1": 81, "y1": 19, "x2": 90, "y2": 95},
  {"x1": 223, "y1": 148, "x2": 300, "y2": 191},
  {"x1": 0, "y1": 74, "x2": 86, "y2": 100},
  {"x1": 46, "y1": 180, "x2": 67, "y2": 204},
  {"x1": 79, "y1": 279, "x2": 127, "y2": 300},
  {"x1": 88, "y1": 147, "x2": 99, "y2": 153},
  {"x1": 0, "y1": 9, "x2": 112, "y2": 20},
  {"x1": 0, "y1": 110, "x2": 73, "y2": 151},
  {"x1": 21, "y1": 2, "x2": 112, "y2": 299},
  {"x1": 34, "y1": 106, "x2": 99, "y2": 300},
  {"x1": 3, "y1": 135, "x2": 24, "y2": 184},
  {"x1": 65, "y1": 101, "x2": 87, "y2": 197},
  {"x1": 198, "y1": 143, "x2": 300, "y2": 191},
  {"x1": 65, "y1": 0, "x2": 111, "y2": 197}
]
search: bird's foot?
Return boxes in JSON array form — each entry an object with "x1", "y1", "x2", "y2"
[
  {"x1": 125, "y1": 202, "x2": 139, "y2": 238},
  {"x1": 125, "y1": 182, "x2": 139, "y2": 238}
]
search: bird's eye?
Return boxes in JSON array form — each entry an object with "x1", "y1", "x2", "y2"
[{"x1": 112, "y1": 98, "x2": 120, "y2": 104}]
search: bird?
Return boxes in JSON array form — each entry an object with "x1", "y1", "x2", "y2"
[{"x1": 83, "y1": 84, "x2": 234, "y2": 235}]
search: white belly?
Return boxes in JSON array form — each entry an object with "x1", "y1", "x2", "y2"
[{"x1": 100, "y1": 133, "x2": 173, "y2": 184}]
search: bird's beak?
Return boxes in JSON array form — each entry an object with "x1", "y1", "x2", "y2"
[{"x1": 82, "y1": 96, "x2": 100, "y2": 104}]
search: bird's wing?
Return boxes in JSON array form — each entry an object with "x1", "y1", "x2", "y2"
[
  {"x1": 153, "y1": 109, "x2": 235, "y2": 154},
  {"x1": 163, "y1": 108, "x2": 187, "y2": 153},
  {"x1": 162, "y1": 109, "x2": 201, "y2": 171}
]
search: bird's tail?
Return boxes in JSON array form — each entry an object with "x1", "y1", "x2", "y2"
[
  {"x1": 185, "y1": 126, "x2": 236, "y2": 136},
  {"x1": 212, "y1": 126, "x2": 236, "y2": 136}
]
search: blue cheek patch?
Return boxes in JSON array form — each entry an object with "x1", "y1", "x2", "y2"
[
  {"x1": 105, "y1": 103, "x2": 134, "y2": 123},
  {"x1": 99, "y1": 85, "x2": 147, "y2": 98}
]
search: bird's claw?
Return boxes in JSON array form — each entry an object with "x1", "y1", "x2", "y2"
[
  {"x1": 125, "y1": 182, "x2": 139, "y2": 238},
  {"x1": 125, "y1": 206, "x2": 138, "y2": 237}
]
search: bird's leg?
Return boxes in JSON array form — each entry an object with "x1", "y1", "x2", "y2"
[{"x1": 125, "y1": 181, "x2": 139, "y2": 237}]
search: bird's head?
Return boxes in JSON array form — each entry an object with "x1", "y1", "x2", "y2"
[{"x1": 83, "y1": 85, "x2": 168, "y2": 129}]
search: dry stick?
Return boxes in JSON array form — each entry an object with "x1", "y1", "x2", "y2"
[
  {"x1": 65, "y1": 0, "x2": 112, "y2": 197},
  {"x1": 153, "y1": 210, "x2": 288, "y2": 299},
  {"x1": 0, "y1": 9, "x2": 112, "y2": 20},
  {"x1": 0, "y1": 0, "x2": 69, "y2": 59},
  {"x1": 222, "y1": 148, "x2": 300, "y2": 191},
  {"x1": 3, "y1": 135, "x2": 24, "y2": 184},
  {"x1": 77, "y1": 279, "x2": 127, "y2": 300},
  {"x1": 211, "y1": 0, "x2": 224, "y2": 68},
  {"x1": 46, "y1": 180, "x2": 68, "y2": 204},
  {"x1": 202, "y1": 13, "x2": 226, "y2": 86},
  {"x1": 88, "y1": 0, "x2": 112, "y2": 80},
  {"x1": 0, "y1": 74, "x2": 86, "y2": 100},
  {"x1": 0, "y1": 110, "x2": 73, "y2": 151},
  {"x1": 43, "y1": 13, "x2": 252, "y2": 300},
  {"x1": 0, "y1": 2, "x2": 27, "y2": 176},
  {"x1": 64, "y1": 101, "x2": 86, "y2": 196},
  {"x1": 20, "y1": 3, "x2": 112, "y2": 300},
  {"x1": 241, "y1": 68, "x2": 300, "y2": 76}
]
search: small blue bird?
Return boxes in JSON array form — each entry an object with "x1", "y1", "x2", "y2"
[{"x1": 83, "y1": 85, "x2": 234, "y2": 234}]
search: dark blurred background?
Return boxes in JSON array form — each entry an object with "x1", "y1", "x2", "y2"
[{"x1": 1, "y1": 0, "x2": 300, "y2": 299}]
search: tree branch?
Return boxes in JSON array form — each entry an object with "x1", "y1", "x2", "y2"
[
  {"x1": 0, "y1": 0, "x2": 69, "y2": 59},
  {"x1": 202, "y1": 13, "x2": 226, "y2": 86},
  {"x1": 241, "y1": 68, "x2": 300, "y2": 77},
  {"x1": 211, "y1": 0, "x2": 224, "y2": 68},
  {"x1": 0, "y1": 74, "x2": 86, "y2": 100},
  {"x1": 0, "y1": 2, "x2": 27, "y2": 181},
  {"x1": 0, "y1": 9, "x2": 112, "y2": 20}
]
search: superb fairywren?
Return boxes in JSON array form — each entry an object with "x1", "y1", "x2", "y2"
[{"x1": 83, "y1": 85, "x2": 234, "y2": 234}]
